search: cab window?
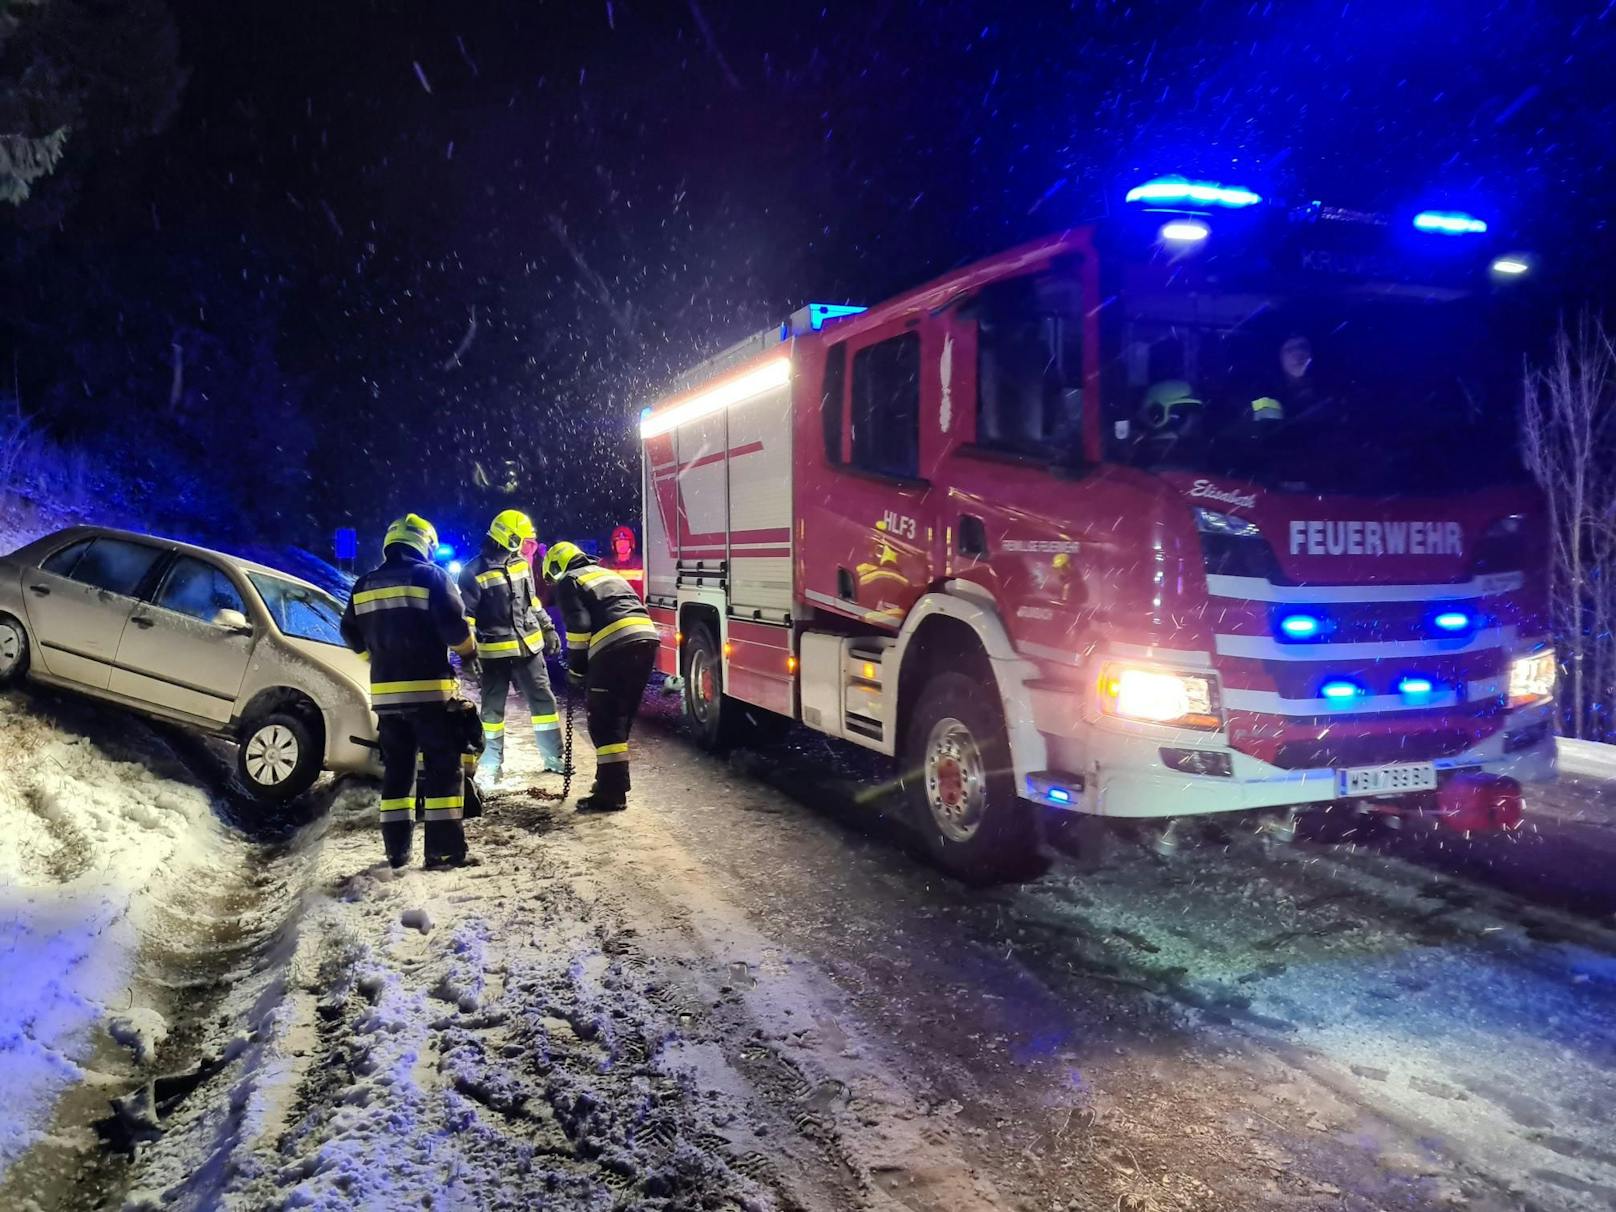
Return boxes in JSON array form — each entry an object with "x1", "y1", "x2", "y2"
[
  {"x1": 973, "y1": 272, "x2": 1085, "y2": 460},
  {"x1": 155, "y1": 557, "x2": 247, "y2": 625},
  {"x1": 64, "y1": 538, "x2": 164, "y2": 597},
  {"x1": 850, "y1": 333, "x2": 921, "y2": 479}
]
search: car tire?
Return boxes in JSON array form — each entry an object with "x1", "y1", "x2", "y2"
[
  {"x1": 901, "y1": 670, "x2": 1047, "y2": 885},
  {"x1": 0, "y1": 614, "x2": 30, "y2": 687},
  {"x1": 237, "y1": 710, "x2": 322, "y2": 802}
]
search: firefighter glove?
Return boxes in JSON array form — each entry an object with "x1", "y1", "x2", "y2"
[{"x1": 544, "y1": 627, "x2": 562, "y2": 657}]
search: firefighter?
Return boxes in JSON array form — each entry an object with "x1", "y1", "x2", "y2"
[
  {"x1": 602, "y1": 524, "x2": 645, "y2": 599},
  {"x1": 1134, "y1": 378, "x2": 1205, "y2": 466},
  {"x1": 339, "y1": 513, "x2": 477, "y2": 869},
  {"x1": 1249, "y1": 334, "x2": 1316, "y2": 423},
  {"x1": 542, "y1": 540, "x2": 659, "y2": 812},
  {"x1": 458, "y1": 508, "x2": 564, "y2": 787}
]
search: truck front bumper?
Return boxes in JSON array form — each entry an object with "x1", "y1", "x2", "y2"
[{"x1": 1030, "y1": 701, "x2": 1557, "y2": 820}]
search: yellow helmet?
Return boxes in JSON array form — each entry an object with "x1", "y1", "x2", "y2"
[
  {"x1": 383, "y1": 513, "x2": 438, "y2": 559},
  {"x1": 542, "y1": 540, "x2": 583, "y2": 581},
  {"x1": 488, "y1": 508, "x2": 536, "y2": 552}
]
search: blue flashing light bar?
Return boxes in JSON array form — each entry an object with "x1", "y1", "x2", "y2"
[
  {"x1": 1413, "y1": 210, "x2": 1488, "y2": 236},
  {"x1": 1399, "y1": 677, "x2": 1435, "y2": 696},
  {"x1": 1278, "y1": 613, "x2": 1324, "y2": 640},
  {"x1": 433, "y1": 542, "x2": 455, "y2": 562},
  {"x1": 1491, "y1": 256, "x2": 1530, "y2": 276},
  {"x1": 1159, "y1": 219, "x2": 1210, "y2": 244},
  {"x1": 807, "y1": 303, "x2": 866, "y2": 330},
  {"x1": 1321, "y1": 680, "x2": 1363, "y2": 701},
  {"x1": 1126, "y1": 176, "x2": 1262, "y2": 209},
  {"x1": 1433, "y1": 610, "x2": 1472, "y2": 633}
]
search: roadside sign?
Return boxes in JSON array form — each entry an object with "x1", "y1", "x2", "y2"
[{"x1": 334, "y1": 527, "x2": 357, "y2": 562}]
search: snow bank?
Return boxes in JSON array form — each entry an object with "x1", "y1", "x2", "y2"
[
  {"x1": 1556, "y1": 736, "x2": 1616, "y2": 782},
  {"x1": 0, "y1": 695, "x2": 235, "y2": 1174}
]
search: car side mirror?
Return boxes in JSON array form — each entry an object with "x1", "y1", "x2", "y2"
[{"x1": 214, "y1": 608, "x2": 252, "y2": 634}]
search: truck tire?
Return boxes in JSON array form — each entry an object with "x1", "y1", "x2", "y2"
[
  {"x1": 681, "y1": 621, "x2": 791, "y2": 751},
  {"x1": 237, "y1": 709, "x2": 322, "y2": 803},
  {"x1": 0, "y1": 614, "x2": 30, "y2": 687},
  {"x1": 901, "y1": 670, "x2": 1046, "y2": 884}
]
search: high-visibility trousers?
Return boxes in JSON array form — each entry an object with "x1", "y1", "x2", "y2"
[
  {"x1": 584, "y1": 637, "x2": 658, "y2": 800},
  {"x1": 377, "y1": 704, "x2": 466, "y2": 865},
  {"x1": 478, "y1": 653, "x2": 563, "y2": 776}
]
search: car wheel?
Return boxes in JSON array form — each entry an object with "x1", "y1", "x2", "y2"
[
  {"x1": 237, "y1": 710, "x2": 322, "y2": 802},
  {"x1": 901, "y1": 670, "x2": 1046, "y2": 885},
  {"x1": 0, "y1": 614, "x2": 30, "y2": 687}
]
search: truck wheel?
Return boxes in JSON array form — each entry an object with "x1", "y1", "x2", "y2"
[
  {"x1": 682, "y1": 621, "x2": 727, "y2": 750},
  {"x1": 902, "y1": 670, "x2": 1046, "y2": 884},
  {"x1": 237, "y1": 710, "x2": 322, "y2": 802},
  {"x1": 0, "y1": 614, "x2": 30, "y2": 687}
]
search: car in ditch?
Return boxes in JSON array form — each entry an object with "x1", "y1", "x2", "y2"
[{"x1": 0, "y1": 525, "x2": 380, "y2": 802}]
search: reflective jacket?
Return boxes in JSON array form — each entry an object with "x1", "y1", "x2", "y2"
[
  {"x1": 458, "y1": 551, "x2": 554, "y2": 660},
  {"x1": 340, "y1": 548, "x2": 472, "y2": 711},
  {"x1": 553, "y1": 557, "x2": 657, "y2": 676}
]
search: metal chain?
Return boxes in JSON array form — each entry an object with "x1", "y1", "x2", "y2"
[{"x1": 559, "y1": 673, "x2": 575, "y2": 801}]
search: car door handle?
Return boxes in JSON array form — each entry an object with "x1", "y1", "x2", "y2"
[
  {"x1": 131, "y1": 615, "x2": 155, "y2": 629},
  {"x1": 28, "y1": 584, "x2": 49, "y2": 596}
]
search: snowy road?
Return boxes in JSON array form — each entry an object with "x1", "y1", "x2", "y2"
[{"x1": 3, "y1": 687, "x2": 1616, "y2": 1211}]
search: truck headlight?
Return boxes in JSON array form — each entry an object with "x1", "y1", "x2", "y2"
[
  {"x1": 1508, "y1": 649, "x2": 1556, "y2": 708},
  {"x1": 1098, "y1": 662, "x2": 1222, "y2": 730}
]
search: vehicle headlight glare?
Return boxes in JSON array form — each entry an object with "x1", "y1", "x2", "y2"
[
  {"x1": 1508, "y1": 650, "x2": 1556, "y2": 708},
  {"x1": 1098, "y1": 663, "x2": 1221, "y2": 730}
]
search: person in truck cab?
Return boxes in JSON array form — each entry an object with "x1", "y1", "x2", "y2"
[
  {"x1": 340, "y1": 513, "x2": 479, "y2": 870},
  {"x1": 543, "y1": 540, "x2": 659, "y2": 814},
  {"x1": 1133, "y1": 378, "x2": 1207, "y2": 466},
  {"x1": 1248, "y1": 334, "x2": 1318, "y2": 423},
  {"x1": 458, "y1": 509, "x2": 564, "y2": 792}
]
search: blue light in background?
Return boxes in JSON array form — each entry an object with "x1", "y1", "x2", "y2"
[
  {"x1": 1433, "y1": 610, "x2": 1472, "y2": 633},
  {"x1": 1159, "y1": 219, "x2": 1210, "y2": 244},
  {"x1": 1413, "y1": 210, "x2": 1488, "y2": 235},
  {"x1": 447, "y1": 559, "x2": 464, "y2": 577},
  {"x1": 1321, "y1": 680, "x2": 1363, "y2": 701},
  {"x1": 1399, "y1": 677, "x2": 1435, "y2": 696},
  {"x1": 1491, "y1": 256, "x2": 1530, "y2": 276},
  {"x1": 1278, "y1": 613, "x2": 1324, "y2": 640},
  {"x1": 433, "y1": 542, "x2": 455, "y2": 562},
  {"x1": 1126, "y1": 176, "x2": 1262, "y2": 208},
  {"x1": 807, "y1": 303, "x2": 867, "y2": 330}
]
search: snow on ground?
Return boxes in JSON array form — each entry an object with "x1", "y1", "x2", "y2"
[
  {"x1": 0, "y1": 693, "x2": 242, "y2": 1175},
  {"x1": 1557, "y1": 737, "x2": 1616, "y2": 783}
]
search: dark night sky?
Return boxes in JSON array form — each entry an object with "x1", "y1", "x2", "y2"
[{"x1": 7, "y1": 0, "x2": 1616, "y2": 553}]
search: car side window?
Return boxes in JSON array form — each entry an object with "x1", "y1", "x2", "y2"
[
  {"x1": 40, "y1": 538, "x2": 93, "y2": 578},
  {"x1": 66, "y1": 538, "x2": 164, "y2": 597},
  {"x1": 155, "y1": 556, "x2": 247, "y2": 625}
]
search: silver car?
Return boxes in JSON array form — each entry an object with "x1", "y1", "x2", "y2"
[{"x1": 0, "y1": 525, "x2": 381, "y2": 802}]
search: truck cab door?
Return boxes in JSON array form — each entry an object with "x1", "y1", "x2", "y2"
[
  {"x1": 803, "y1": 319, "x2": 936, "y2": 628},
  {"x1": 110, "y1": 555, "x2": 256, "y2": 723}
]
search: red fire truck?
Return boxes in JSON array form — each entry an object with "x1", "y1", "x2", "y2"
[{"x1": 638, "y1": 178, "x2": 1557, "y2": 881}]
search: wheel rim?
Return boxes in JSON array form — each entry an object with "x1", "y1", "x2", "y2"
[
  {"x1": 244, "y1": 723, "x2": 299, "y2": 786},
  {"x1": 689, "y1": 646, "x2": 718, "y2": 728},
  {"x1": 0, "y1": 622, "x2": 21, "y2": 677},
  {"x1": 923, "y1": 717, "x2": 987, "y2": 842}
]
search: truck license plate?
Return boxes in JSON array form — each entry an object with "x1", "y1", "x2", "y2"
[{"x1": 1336, "y1": 762, "x2": 1438, "y2": 798}]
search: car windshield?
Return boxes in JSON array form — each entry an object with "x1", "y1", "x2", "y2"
[
  {"x1": 249, "y1": 572, "x2": 346, "y2": 645},
  {"x1": 1111, "y1": 292, "x2": 1523, "y2": 494}
]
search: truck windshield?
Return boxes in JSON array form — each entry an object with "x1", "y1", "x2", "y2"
[
  {"x1": 249, "y1": 573, "x2": 347, "y2": 645},
  {"x1": 1111, "y1": 292, "x2": 1523, "y2": 494}
]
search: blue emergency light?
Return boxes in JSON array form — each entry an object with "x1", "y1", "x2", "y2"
[
  {"x1": 1126, "y1": 176, "x2": 1262, "y2": 209},
  {"x1": 1159, "y1": 219, "x2": 1210, "y2": 245},
  {"x1": 1413, "y1": 210, "x2": 1488, "y2": 236},
  {"x1": 433, "y1": 542, "x2": 455, "y2": 563},
  {"x1": 1399, "y1": 677, "x2": 1435, "y2": 697},
  {"x1": 807, "y1": 303, "x2": 867, "y2": 330},
  {"x1": 1321, "y1": 680, "x2": 1364, "y2": 701},
  {"x1": 1432, "y1": 610, "x2": 1472, "y2": 633},
  {"x1": 1278, "y1": 612, "x2": 1325, "y2": 640}
]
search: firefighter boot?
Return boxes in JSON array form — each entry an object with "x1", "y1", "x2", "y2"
[
  {"x1": 533, "y1": 713, "x2": 565, "y2": 774},
  {"x1": 576, "y1": 760, "x2": 629, "y2": 813},
  {"x1": 381, "y1": 819, "x2": 413, "y2": 869},
  {"x1": 476, "y1": 722, "x2": 505, "y2": 788}
]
